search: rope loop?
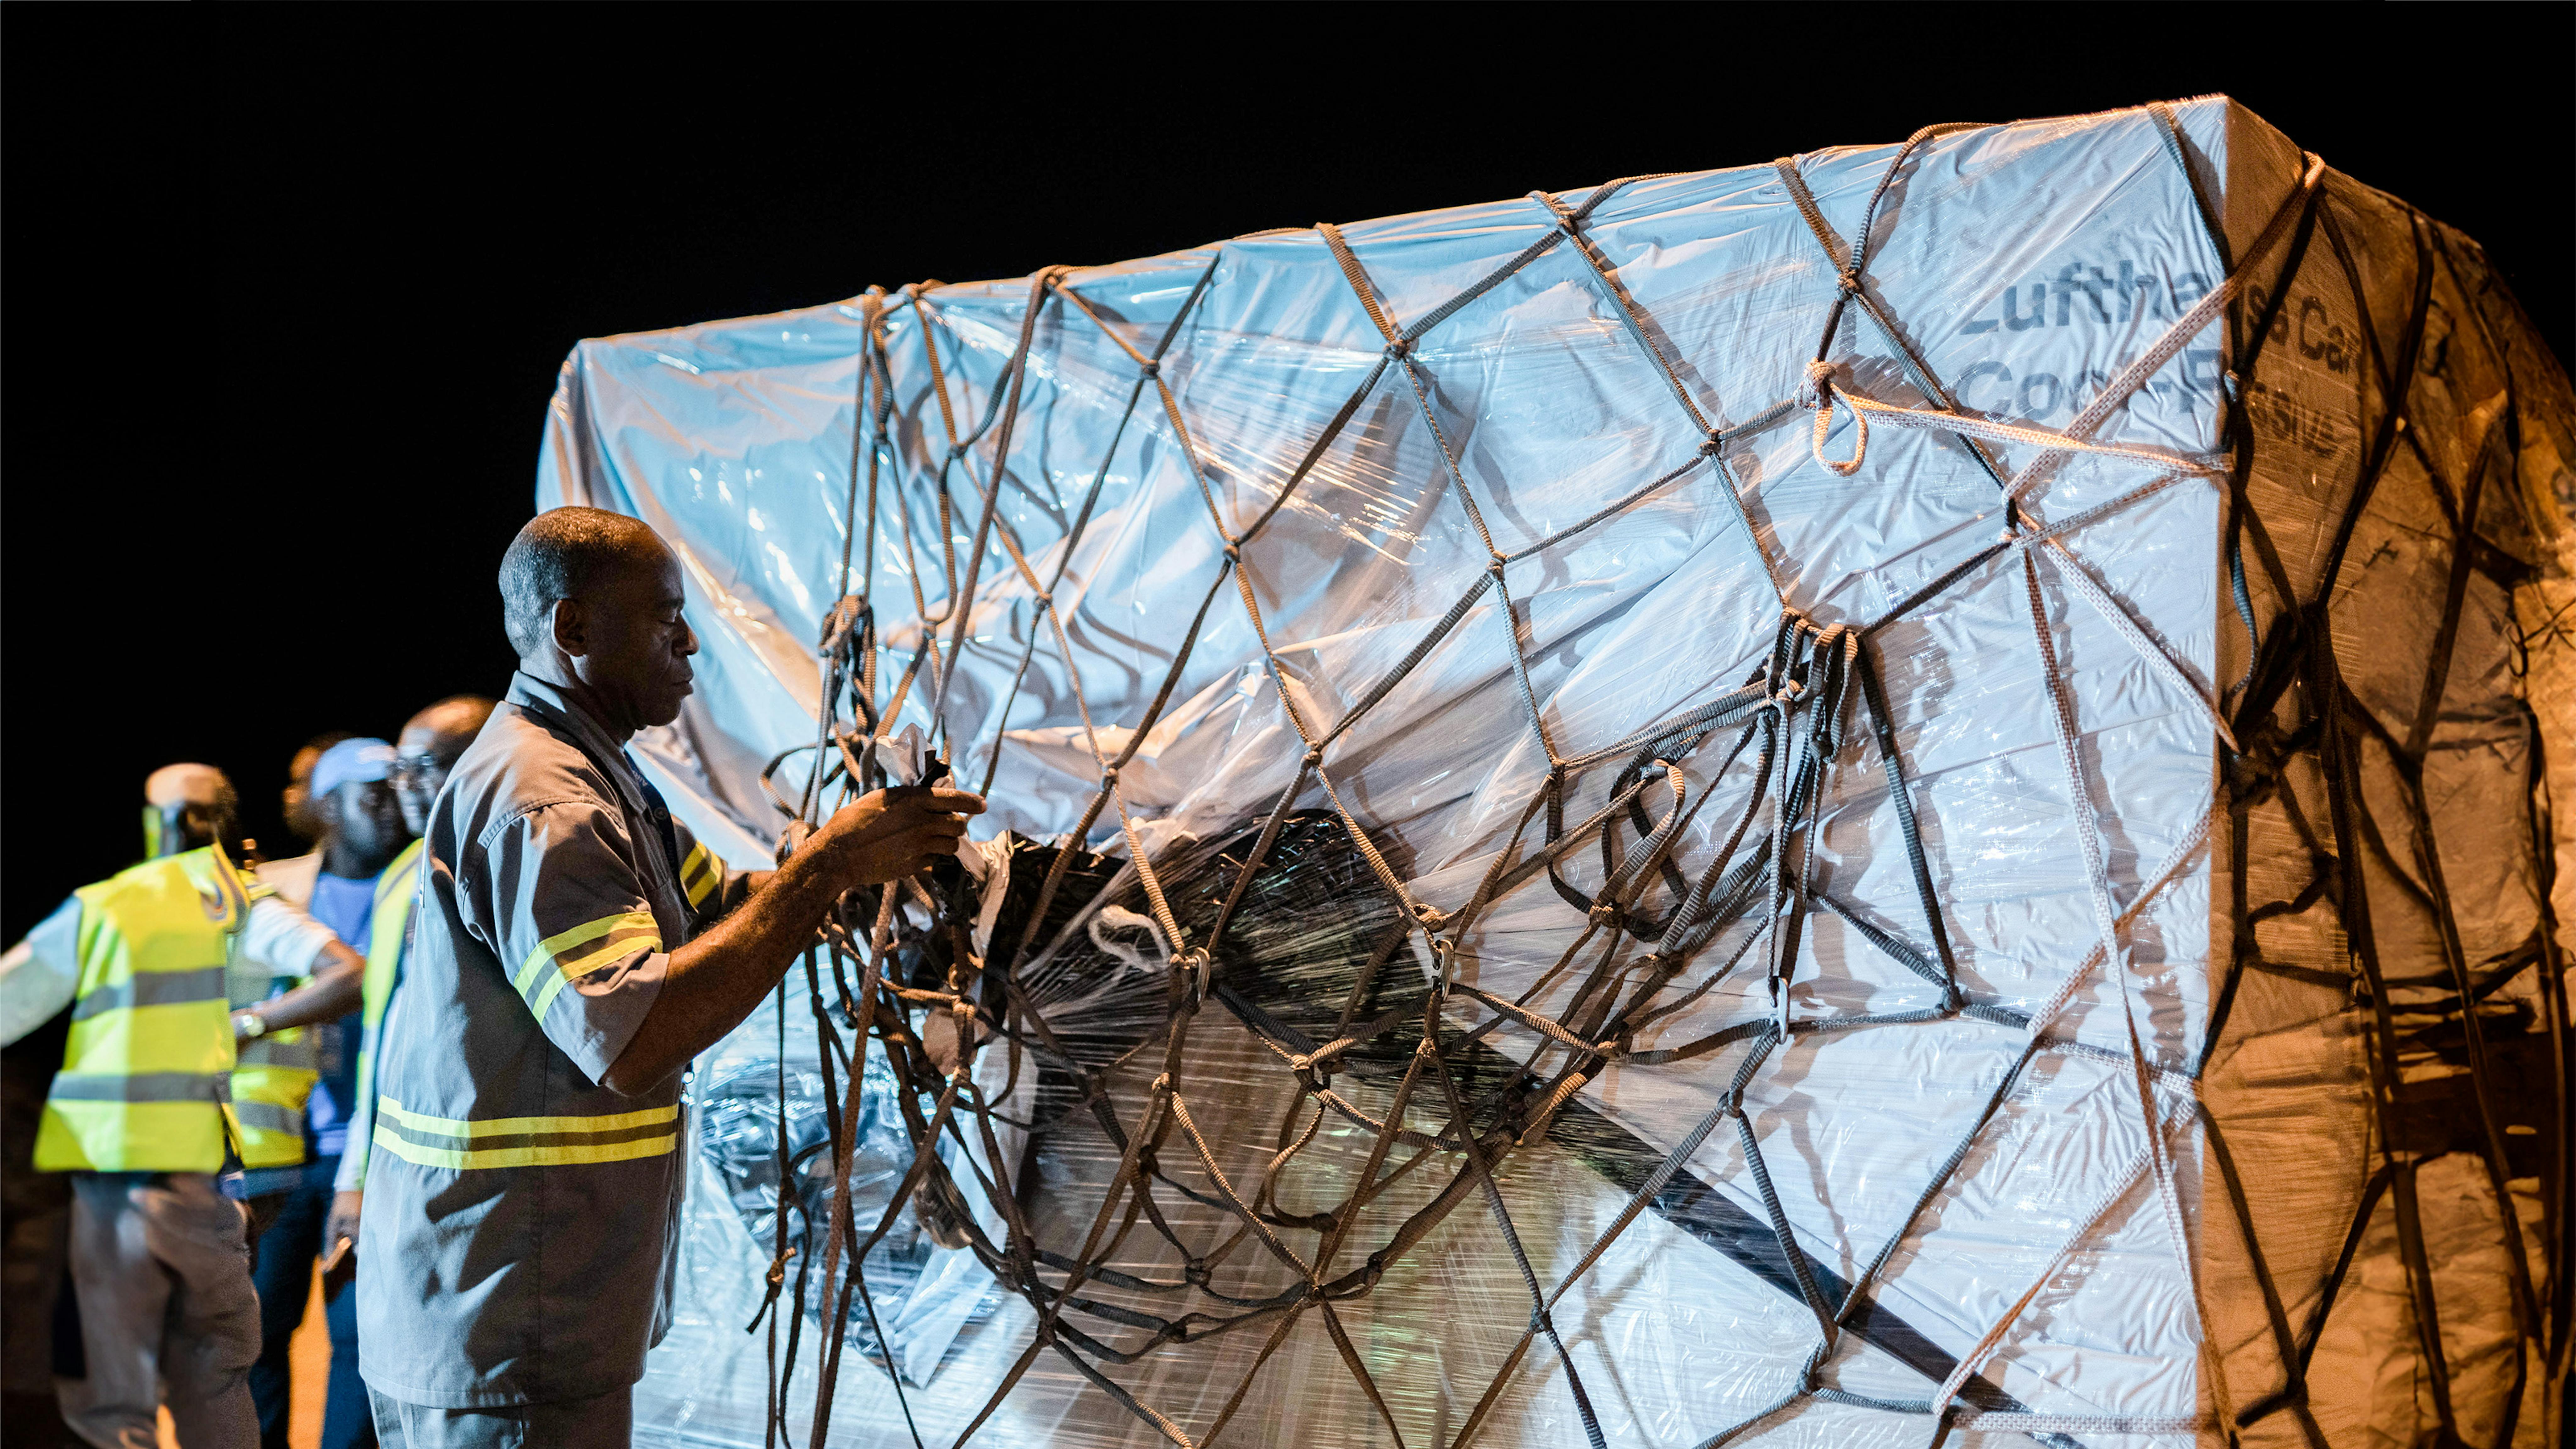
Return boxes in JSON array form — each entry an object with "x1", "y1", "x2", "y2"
[
  {"x1": 1137, "y1": 356, "x2": 1161, "y2": 379},
  {"x1": 1836, "y1": 268, "x2": 1863, "y2": 296},
  {"x1": 1383, "y1": 336, "x2": 1414, "y2": 360},
  {"x1": 1804, "y1": 360, "x2": 1869, "y2": 477},
  {"x1": 1427, "y1": 935, "x2": 1457, "y2": 991},
  {"x1": 1698, "y1": 430, "x2": 1725, "y2": 457},
  {"x1": 1301, "y1": 745, "x2": 1325, "y2": 769},
  {"x1": 1588, "y1": 900, "x2": 1624, "y2": 930}
]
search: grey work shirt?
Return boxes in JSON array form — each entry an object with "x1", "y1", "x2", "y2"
[{"x1": 358, "y1": 672, "x2": 744, "y2": 1408}]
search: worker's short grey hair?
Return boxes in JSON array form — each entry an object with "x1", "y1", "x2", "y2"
[{"x1": 497, "y1": 507, "x2": 668, "y2": 658}]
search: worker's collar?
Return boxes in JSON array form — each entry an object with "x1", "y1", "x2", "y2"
[{"x1": 505, "y1": 671, "x2": 654, "y2": 814}]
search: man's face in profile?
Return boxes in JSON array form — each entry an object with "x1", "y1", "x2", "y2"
[{"x1": 575, "y1": 548, "x2": 698, "y2": 731}]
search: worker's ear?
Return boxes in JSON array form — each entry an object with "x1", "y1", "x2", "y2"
[{"x1": 550, "y1": 596, "x2": 590, "y2": 658}]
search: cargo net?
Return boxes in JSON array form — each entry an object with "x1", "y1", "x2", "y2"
[{"x1": 737, "y1": 108, "x2": 2568, "y2": 1449}]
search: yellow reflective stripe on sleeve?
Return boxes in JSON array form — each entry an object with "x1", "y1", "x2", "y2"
[
  {"x1": 511, "y1": 911, "x2": 659, "y2": 1011},
  {"x1": 377, "y1": 1096, "x2": 676, "y2": 1138},
  {"x1": 680, "y1": 843, "x2": 720, "y2": 910},
  {"x1": 526, "y1": 929, "x2": 660, "y2": 1020},
  {"x1": 550, "y1": 933, "x2": 660, "y2": 987}
]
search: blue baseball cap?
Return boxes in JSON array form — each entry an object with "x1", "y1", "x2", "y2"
[{"x1": 309, "y1": 738, "x2": 397, "y2": 801}]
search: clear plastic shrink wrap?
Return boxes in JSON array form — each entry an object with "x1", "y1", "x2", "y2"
[{"x1": 535, "y1": 97, "x2": 2571, "y2": 1447}]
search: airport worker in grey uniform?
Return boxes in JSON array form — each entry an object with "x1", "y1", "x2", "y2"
[{"x1": 356, "y1": 507, "x2": 982, "y2": 1448}]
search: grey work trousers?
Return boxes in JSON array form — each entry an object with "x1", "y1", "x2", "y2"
[
  {"x1": 366, "y1": 1385, "x2": 632, "y2": 1449},
  {"x1": 54, "y1": 1171, "x2": 261, "y2": 1449}
]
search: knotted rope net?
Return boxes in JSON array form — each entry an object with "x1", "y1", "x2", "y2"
[{"x1": 587, "y1": 98, "x2": 2571, "y2": 1449}]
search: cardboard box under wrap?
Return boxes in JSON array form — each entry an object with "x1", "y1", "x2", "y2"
[{"x1": 535, "y1": 96, "x2": 2572, "y2": 1447}]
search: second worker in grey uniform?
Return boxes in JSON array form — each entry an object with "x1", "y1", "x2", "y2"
[{"x1": 358, "y1": 507, "x2": 981, "y2": 1447}]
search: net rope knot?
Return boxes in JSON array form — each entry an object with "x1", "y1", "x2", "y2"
[
  {"x1": 819, "y1": 594, "x2": 867, "y2": 654},
  {"x1": 1805, "y1": 359, "x2": 1869, "y2": 477}
]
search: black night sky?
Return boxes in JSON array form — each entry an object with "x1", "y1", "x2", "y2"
[{"x1": 4, "y1": 7, "x2": 2570, "y2": 941}]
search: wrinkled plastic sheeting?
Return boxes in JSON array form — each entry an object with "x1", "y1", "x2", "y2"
[{"x1": 539, "y1": 96, "x2": 2573, "y2": 1447}]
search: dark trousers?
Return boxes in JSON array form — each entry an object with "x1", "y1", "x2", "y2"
[
  {"x1": 320, "y1": 1277, "x2": 371, "y2": 1449},
  {"x1": 248, "y1": 1178, "x2": 371, "y2": 1449},
  {"x1": 248, "y1": 1182, "x2": 320, "y2": 1448}
]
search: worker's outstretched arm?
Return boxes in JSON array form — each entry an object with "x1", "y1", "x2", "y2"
[
  {"x1": 600, "y1": 786, "x2": 982, "y2": 1094},
  {"x1": 240, "y1": 940, "x2": 365, "y2": 1041}
]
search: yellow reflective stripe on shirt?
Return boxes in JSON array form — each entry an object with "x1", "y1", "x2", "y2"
[
  {"x1": 377, "y1": 1096, "x2": 676, "y2": 1138},
  {"x1": 680, "y1": 842, "x2": 720, "y2": 911},
  {"x1": 510, "y1": 911, "x2": 660, "y2": 1017},
  {"x1": 371, "y1": 1125, "x2": 676, "y2": 1171},
  {"x1": 370, "y1": 1096, "x2": 679, "y2": 1170}
]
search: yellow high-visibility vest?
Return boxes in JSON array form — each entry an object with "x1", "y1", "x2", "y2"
[
  {"x1": 33, "y1": 844, "x2": 319, "y2": 1173},
  {"x1": 230, "y1": 1017, "x2": 321, "y2": 1171},
  {"x1": 343, "y1": 838, "x2": 423, "y2": 1182}
]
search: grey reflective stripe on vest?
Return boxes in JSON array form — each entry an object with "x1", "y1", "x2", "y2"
[
  {"x1": 67, "y1": 967, "x2": 229, "y2": 1023},
  {"x1": 230, "y1": 1101, "x2": 303, "y2": 1135},
  {"x1": 236, "y1": 1037, "x2": 318, "y2": 1068},
  {"x1": 47, "y1": 1071, "x2": 229, "y2": 1102}
]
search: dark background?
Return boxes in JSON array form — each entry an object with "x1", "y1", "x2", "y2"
[{"x1": 4, "y1": 8, "x2": 2570, "y2": 942}]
